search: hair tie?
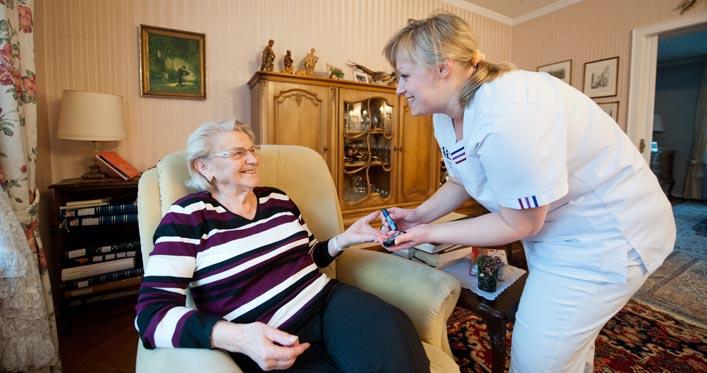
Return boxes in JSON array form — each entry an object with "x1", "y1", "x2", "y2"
[{"x1": 471, "y1": 51, "x2": 486, "y2": 68}]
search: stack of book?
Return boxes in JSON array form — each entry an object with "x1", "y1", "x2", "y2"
[
  {"x1": 60, "y1": 198, "x2": 138, "y2": 228},
  {"x1": 395, "y1": 243, "x2": 472, "y2": 269},
  {"x1": 59, "y1": 197, "x2": 143, "y2": 298},
  {"x1": 62, "y1": 240, "x2": 143, "y2": 298}
]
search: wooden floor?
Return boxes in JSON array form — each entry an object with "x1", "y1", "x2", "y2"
[{"x1": 59, "y1": 294, "x2": 138, "y2": 373}]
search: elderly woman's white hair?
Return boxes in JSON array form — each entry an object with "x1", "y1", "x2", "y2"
[{"x1": 185, "y1": 118, "x2": 256, "y2": 192}]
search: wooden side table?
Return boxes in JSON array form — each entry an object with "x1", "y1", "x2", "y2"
[
  {"x1": 650, "y1": 150, "x2": 675, "y2": 196},
  {"x1": 457, "y1": 273, "x2": 527, "y2": 373}
]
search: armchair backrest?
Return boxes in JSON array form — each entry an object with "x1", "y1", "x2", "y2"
[{"x1": 137, "y1": 144, "x2": 343, "y2": 273}]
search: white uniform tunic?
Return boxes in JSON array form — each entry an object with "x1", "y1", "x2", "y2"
[{"x1": 434, "y1": 70, "x2": 675, "y2": 284}]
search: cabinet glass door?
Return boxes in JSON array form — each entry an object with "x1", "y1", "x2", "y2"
[{"x1": 342, "y1": 96, "x2": 394, "y2": 206}]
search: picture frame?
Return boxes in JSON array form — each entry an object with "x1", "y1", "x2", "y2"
[
  {"x1": 139, "y1": 25, "x2": 206, "y2": 99},
  {"x1": 597, "y1": 101, "x2": 619, "y2": 121},
  {"x1": 537, "y1": 59, "x2": 572, "y2": 85},
  {"x1": 352, "y1": 70, "x2": 370, "y2": 84},
  {"x1": 583, "y1": 56, "x2": 618, "y2": 98}
]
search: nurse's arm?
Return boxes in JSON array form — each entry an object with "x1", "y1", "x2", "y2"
[
  {"x1": 423, "y1": 205, "x2": 548, "y2": 247},
  {"x1": 413, "y1": 177, "x2": 471, "y2": 224}
]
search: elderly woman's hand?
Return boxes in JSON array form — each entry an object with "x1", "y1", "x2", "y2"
[
  {"x1": 211, "y1": 321, "x2": 309, "y2": 371},
  {"x1": 334, "y1": 211, "x2": 390, "y2": 252}
]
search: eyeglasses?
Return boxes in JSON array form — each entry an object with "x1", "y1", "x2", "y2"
[{"x1": 209, "y1": 145, "x2": 260, "y2": 161}]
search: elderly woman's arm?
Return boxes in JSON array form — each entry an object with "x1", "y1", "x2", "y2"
[
  {"x1": 305, "y1": 211, "x2": 386, "y2": 266},
  {"x1": 135, "y1": 210, "x2": 223, "y2": 349}
]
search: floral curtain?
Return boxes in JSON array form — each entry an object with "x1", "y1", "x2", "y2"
[{"x1": 0, "y1": 0, "x2": 60, "y2": 371}]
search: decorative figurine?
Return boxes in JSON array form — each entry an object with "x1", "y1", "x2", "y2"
[
  {"x1": 281, "y1": 50, "x2": 294, "y2": 74},
  {"x1": 260, "y1": 39, "x2": 276, "y2": 72},
  {"x1": 347, "y1": 60, "x2": 397, "y2": 86},
  {"x1": 296, "y1": 48, "x2": 318, "y2": 77}
]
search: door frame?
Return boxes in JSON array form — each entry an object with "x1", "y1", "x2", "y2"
[{"x1": 627, "y1": 13, "x2": 707, "y2": 162}]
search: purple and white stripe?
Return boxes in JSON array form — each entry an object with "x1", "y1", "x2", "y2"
[
  {"x1": 517, "y1": 195, "x2": 539, "y2": 209},
  {"x1": 451, "y1": 146, "x2": 466, "y2": 164}
]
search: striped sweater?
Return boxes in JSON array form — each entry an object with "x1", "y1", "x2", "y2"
[{"x1": 135, "y1": 187, "x2": 336, "y2": 349}]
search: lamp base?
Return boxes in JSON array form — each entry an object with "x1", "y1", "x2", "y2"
[{"x1": 80, "y1": 161, "x2": 111, "y2": 181}]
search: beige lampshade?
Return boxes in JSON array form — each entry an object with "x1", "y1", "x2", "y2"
[
  {"x1": 653, "y1": 113, "x2": 665, "y2": 133},
  {"x1": 58, "y1": 90, "x2": 126, "y2": 141}
]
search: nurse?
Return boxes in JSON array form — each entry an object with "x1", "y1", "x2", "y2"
[{"x1": 381, "y1": 12, "x2": 675, "y2": 372}]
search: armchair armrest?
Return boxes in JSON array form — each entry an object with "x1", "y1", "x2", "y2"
[
  {"x1": 136, "y1": 341, "x2": 242, "y2": 373},
  {"x1": 335, "y1": 249, "x2": 460, "y2": 356}
]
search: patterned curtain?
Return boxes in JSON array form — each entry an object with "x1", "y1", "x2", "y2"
[{"x1": 0, "y1": 0, "x2": 60, "y2": 371}]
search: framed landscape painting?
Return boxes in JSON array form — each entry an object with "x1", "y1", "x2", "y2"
[
  {"x1": 140, "y1": 25, "x2": 206, "y2": 99},
  {"x1": 583, "y1": 57, "x2": 618, "y2": 98},
  {"x1": 537, "y1": 59, "x2": 571, "y2": 84}
]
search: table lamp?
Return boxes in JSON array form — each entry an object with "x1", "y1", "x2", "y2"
[{"x1": 57, "y1": 90, "x2": 126, "y2": 181}]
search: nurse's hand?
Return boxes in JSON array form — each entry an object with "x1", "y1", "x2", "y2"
[
  {"x1": 379, "y1": 207, "x2": 422, "y2": 233},
  {"x1": 381, "y1": 224, "x2": 431, "y2": 251}
]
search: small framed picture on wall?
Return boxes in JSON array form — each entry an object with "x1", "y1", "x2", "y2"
[
  {"x1": 583, "y1": 57, "x2": 618, "y2": 98},
  {"x1": 139, "y1": 25, "x2": 206, "y2": 100},
  {"x1": 537, "y1": 59, "x2": 572, "y2": 85},
  {"x1": 597, "y1": 101, "x2": 619, "y2": 122}
]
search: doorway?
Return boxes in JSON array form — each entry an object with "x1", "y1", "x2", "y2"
[
  {"x1": 626, "y1": 13, "x2": 707, "y2": 162},
  {"x1": 654, "y1": 29, "x2": 707, "y2": 200}
]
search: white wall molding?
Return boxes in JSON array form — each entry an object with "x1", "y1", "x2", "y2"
[
  {"x1": 627, "y1": 12, "x2": 707, "y2": 162},
  {"x1": 441, "y1": 0, "x2": 514, "y2": 25},
  {"x1": 442, "y1": 0, "x2": 583, "y2": 26},
  {"x1": 513, "y1": 0, "x2": 583, "y2": 25}
]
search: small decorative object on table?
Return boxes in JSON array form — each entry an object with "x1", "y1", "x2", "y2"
[{"x1": 476, "y1": 255, "x2": 503, "y2": 292}]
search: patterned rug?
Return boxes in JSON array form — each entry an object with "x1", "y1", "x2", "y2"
[
  {"x1": 447, "y1": 300, "x2": 707, "y2": 372},
  {"x1": 633, "y1": 200, "x2": 707, "y2": 327}
]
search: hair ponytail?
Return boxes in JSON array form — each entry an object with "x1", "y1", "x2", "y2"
[{"x1": 458, "y1": 59, "x2": 515, "y2": 109}]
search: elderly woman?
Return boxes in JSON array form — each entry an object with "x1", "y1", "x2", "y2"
[{"x1": 135, "y1": 119, "x2": 429, "y2": 372}]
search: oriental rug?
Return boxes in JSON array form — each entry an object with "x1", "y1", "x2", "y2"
[{"x1": 447, "y1": 300, "x2": 707, "y2": 372}]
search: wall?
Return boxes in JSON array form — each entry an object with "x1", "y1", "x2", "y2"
[
  {"x1": 34, "y1": 0, "x2": 512, "y2": 184},
  {"x1": 511, "y1": 0, "x2": 707, "y2": 131},
  {"x1": 655, "y1": 57, "x2": 704, "y2": 198}
]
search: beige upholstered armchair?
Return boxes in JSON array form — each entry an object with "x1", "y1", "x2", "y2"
[{"x1": 135, "y1": 145, "x2": 461, "y2": 372}]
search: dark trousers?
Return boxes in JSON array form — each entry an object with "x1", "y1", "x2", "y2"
[{"x1": 233, "y1": 282, "x2": 430, "y2": 372}]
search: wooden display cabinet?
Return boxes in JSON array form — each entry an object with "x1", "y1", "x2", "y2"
[{"x1": 249, "y1": 71, "x2": 480, "y2": 225}]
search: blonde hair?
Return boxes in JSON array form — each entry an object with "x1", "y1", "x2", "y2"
[
  {"x1": 185, "y1": 118, "x2": 256, "y2": 192},
  {"x1": 383, "y1": 12, "x2": 514, "y2": 108}
]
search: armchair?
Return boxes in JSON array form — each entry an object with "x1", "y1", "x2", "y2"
[{"x1": 135, "y1": 145, "x2": 461, "y2": 372}]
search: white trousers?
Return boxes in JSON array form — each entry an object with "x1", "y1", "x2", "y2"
[{"x1": 510, "y1": 251, "x2": 649, "y2": 373}]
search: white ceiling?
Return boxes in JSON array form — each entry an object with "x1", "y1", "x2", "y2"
[{"x1": 443, "y1": 0, "x2": 583, "y2": 25}]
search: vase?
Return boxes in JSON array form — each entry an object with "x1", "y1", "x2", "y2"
[{"x1": 478, "y1": 271, "x2": 498, "y2": 292}]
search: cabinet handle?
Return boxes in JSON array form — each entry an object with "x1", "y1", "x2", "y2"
[
  {"x1": 393, "y1": 146, "x2": 402, "y2": 151},
  {"x1": 322, "y1": 146, "x2": 329, "y2": 153}
]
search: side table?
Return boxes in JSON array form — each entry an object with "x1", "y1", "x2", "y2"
[
  {"x1": 456, "y1": 272, "x2": 527, "y2": 373},
  {"x1": 650, "y1": 150, "x2": 675, "y2": 196}
]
